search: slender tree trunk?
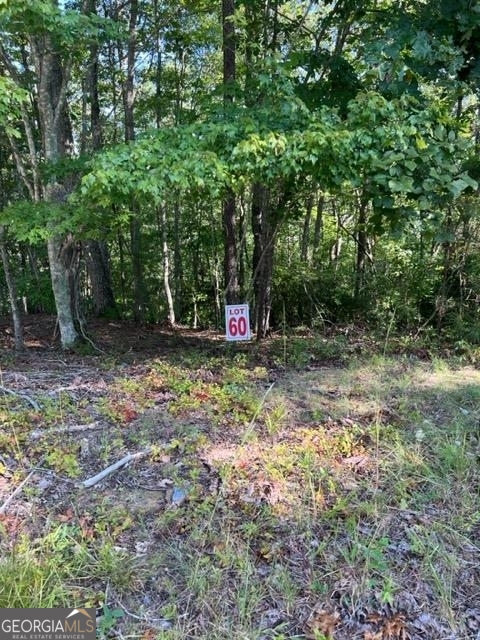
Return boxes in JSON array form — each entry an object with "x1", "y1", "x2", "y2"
[
  {"x1": 0, "y1": 226, "x2": 24, "y2": 351},
  {"x1": 222, "y1": 0, "x2": 239, "y2": 304},
  {"x1": 158, "y1": 206, "x2": 175, "y2": 326},
  {"x1": 245, "y1": 2, "x2": 281, "y2": 339},
  {"x1": 354, "y1": 197, "x2": 369, "y2": 303},
  {"x1": 85, "y1": 0, "x2": 103, "y2": 152},
  {"x1": 251, "y1": 183, "x2": 275, "y2": 339},
  {"x1": 81, "y1": 0, "x2": 116, "y2": 317},
  {"x1": 256, "y1": 229, "x2": 275, "y2": 338},
  {"x1": 129, "y1": 211, "x2": 147, "y2": 322},
  {"x1": 85, "y1": 240, "x2": 117, "y2": 316},
  {"x1": 437, "y1": 209, "x2": 455, "y2": 330},
  {"x1": 122, "y1": 0, "x2": 147, "y2": 323},
  {"x1": 301, "y1": 195, "x2": 313, "y2": 263},
  {"x1": 312, "y1": 194, "x2": 324, "y2": 259},
  {"x1": 117, "y1": 230, "x2": 127, "y2": 312},
  {"x1": 330, "y1": 201, "x2": 344, "y2": 270},
  {"x1": 173, "y1": 199, "x2": 184, "y2": 320},
  {"x1": 238, "y1": 194, "x2": 247, "y2": 295}
]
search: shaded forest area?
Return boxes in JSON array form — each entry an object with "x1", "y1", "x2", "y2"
[{"x1": 1, "y1": 1, "x2": 480, "y2": 348}]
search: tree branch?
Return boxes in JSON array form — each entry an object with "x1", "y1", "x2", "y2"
[
  {"x1": 81, "y1": 448, "x2": 151, "y2": 488},
  {"x1": 5, "y1": 131, "x2": 35, "y2": 200}
]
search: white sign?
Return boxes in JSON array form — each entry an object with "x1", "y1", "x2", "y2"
[{"x1": 225, "y1": 304, "x2": 251, "y2": 341}]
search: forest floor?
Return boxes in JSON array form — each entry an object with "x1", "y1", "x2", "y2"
[{"x1": 0, "y1": 316, "x2": 480, "y2": 640}]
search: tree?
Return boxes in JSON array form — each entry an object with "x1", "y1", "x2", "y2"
[
  {"x1": 82, "y1": 0, "x2": 117, "y2": 318},
  {"x1": 222, "y1": 0, "x2": 240, "y2": 305},
  {"x1": 0, "y1": 1, "x2": 85, "y2": 347},
  {"x1": 0, "y1": 75, "x2": 27, "y2": 350}
]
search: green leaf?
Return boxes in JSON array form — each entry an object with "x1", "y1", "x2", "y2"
[{"x1": 449, "y1": 176, "x2": 478, "y2": 198}]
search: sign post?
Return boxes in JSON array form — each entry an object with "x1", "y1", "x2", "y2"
[{"x1": 225, "y1": 304, "x2": 251, "y2": 341}]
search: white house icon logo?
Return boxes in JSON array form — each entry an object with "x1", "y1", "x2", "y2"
[{"x1": 66, "y1": 609, "x2": 93, "y2": 620}]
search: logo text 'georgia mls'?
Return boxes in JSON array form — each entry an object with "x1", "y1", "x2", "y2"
[{"x1": 0, "y1": 608, "x2": 96, "y2": 640}]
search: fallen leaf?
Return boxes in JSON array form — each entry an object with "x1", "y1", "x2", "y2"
[
  {"x1": 79, "y1": 514, "x2": 95, "y2": 539},
  {"x1": 342, "y1": 455, "x2": 368, "y2": 467},
  {"x1": 305, "y1": 607, "x2": 340, "y2": 639},
  {"x1": 383, "y1": 613, "x2": 407, "y2": 639},
  {"x1": 57, "y1": 508, "x2": 75, "y2": 523},
  {"x1": 0, "y1": 514, "x2": 24, "y2": 536}
]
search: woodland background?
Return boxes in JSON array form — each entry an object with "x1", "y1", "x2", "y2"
[{"x1": 1, "y1": 0, "x2": 480, "y2": 347}]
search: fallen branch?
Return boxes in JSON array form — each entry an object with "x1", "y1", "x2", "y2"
[
  {"x1": 81, "y1": 448, "x2": 151, "y2": 488},
  {"x1": 0, "y1": 467, "x2": 38, "y2": 514},
  {"x1": 47, "y1": 384, "x2": 92, "y2": 395},
  {"x1": 0, "y1": 385, "x2": 40, "y2": 411},
  {"x1": 29, "y1": 421, "x2": 103, "y2": 441},
  {"x1": 116, "y1": 600, "x2": 172, "y2": 631}
]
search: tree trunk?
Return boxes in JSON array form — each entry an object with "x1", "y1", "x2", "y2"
[
  {"x1": 437, "y1": 209, "x2": 455, "y2": 330},
  {"x1": 354, "y1": 197, "x2": 369, "y2": 303},
  {"x1": 122, "y1": 0, "x2": 147, "y2": 323},
  {"x1": 222, "y1": 0, "x2": 239, "y2": 304},
  {"x1": 85, "y1": 240, "x2": 117, "y2": 317},
  {"x1": 0, "y1": 226, "x2": 24, "y2": 352},
  {"x1": 30, "y1": 32, "x2": 79, "y2": 348},
  {"x1": 312, "y1": 194, "x2": 324, "y2": 259},
  {"x1": 117, "y1": 230, "x2": 127, "y2": 312},
  {"x1": 129, "y1": 212, "x2": 148, "y2": 323},
  {"x1": 158, "y1": 206, "x2": 175, "y2": 326},
  {"x1": 330, "y1": 201, "x2": 344, "y2": 270},
  {"x1": 47, "y1": 236, "x2": 79, "y2": 347},
  {"x1": 238, "y1": 195, "x2": 247, "y2": 296},
  {"x1": 81, "y1": 0, "x2": 116, "y2": 317},
  {"x1": 173, "y1": 199, "x2": 184, "y2": 320},
  {"x1": 251, "y1": 183, "x2": 275, "y2": 339},
  {"x1": 223, "y1": 194, "x2": 240, "y2": 304},
  {"x1": 84, "y1": 0, "x2": 103, "y2": 152},
  {"x1": 301, "y1": 195, "x2": 313, "y2": 263}
]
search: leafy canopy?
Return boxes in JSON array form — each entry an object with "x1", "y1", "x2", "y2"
[{"x1": 78, "y1": 87, "x2": 476, "y2": 225}]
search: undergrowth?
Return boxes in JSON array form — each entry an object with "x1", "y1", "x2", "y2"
[{"x1": 0, "y1": 332, "x2": 479, "y2": 639}]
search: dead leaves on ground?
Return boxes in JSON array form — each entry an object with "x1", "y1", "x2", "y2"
[
  {"x1": 305, "y1": 607, "x2": 340, "y2": 639},
  {"x1": 305, "y1": 606, "x2": 409, "y2": 640},
  {"x1": 366, "y1": 612, "x2": 408, "y2": 639}
]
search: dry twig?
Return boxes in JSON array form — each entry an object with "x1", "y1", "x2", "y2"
[
  {"x1": 0, "y1": 467, "x2": 39, "y2": 514},
  {"x1": 29, "y1": 421, "x2": 103, "y2": 441},
  {"x1": 81, "y1": 449, "x2": 151, "y2": 488}
]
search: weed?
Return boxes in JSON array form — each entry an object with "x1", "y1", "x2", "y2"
[
  {"x1": 92, "y1": 503, "x2": 135, "y2": 539},
  {"x1": 90, "y1": 541, "x2": 137, "y2": 591},
  {"x1": 264, "y1": 403, "x2": 287, "y2": 435},
  {"x1": 97, "y1": 604, "x2": 124, "y2": 638},
  {"x1": 45, "y1": 447, "x2": 81, "y2": 478}
]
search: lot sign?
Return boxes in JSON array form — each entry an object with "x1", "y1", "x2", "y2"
[{"x1": 225, "y1": 304, "x2": 251, "y2": 341}]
